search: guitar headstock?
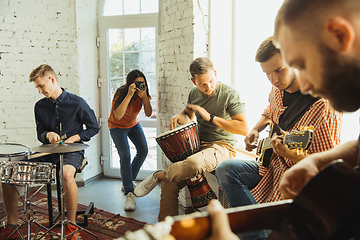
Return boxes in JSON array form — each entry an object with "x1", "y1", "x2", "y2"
[{"x1": 285, "y1": 126, "x2": 314, "y2": 155}]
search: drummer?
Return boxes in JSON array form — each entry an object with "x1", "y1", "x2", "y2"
[
  {"x1": 0, "y1": 64, "x2": 99, "y2": 240},
  {"x1": 134, "y1": 57, "x2": 249, "y2": 221}
]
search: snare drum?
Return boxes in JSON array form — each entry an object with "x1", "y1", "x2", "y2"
[
  {"x1": 0, "y1": 161, "x2": 55, "y2": 185},
  {"x1": 0, "y1": 143, "x2": 30, "y2": 161},
  {"x1": 156, "y1": 122, "x2": 200, "y2": 163}
]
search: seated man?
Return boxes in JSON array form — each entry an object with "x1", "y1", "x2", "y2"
[
  {"x1": 0, "y1": 64, "x2": 99, "y2": 240},
  {"x1": 134, "y1": 57, "x2": 248, "y2": 221},
  {"x1": 215, "y1": 37, "x2": 343, "y2": 240}
]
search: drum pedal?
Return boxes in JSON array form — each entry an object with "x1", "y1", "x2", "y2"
[{"x1": 52, "y1": 202, "x2": 95, "y2": 227}]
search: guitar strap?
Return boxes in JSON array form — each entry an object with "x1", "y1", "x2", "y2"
[{"x1": 278, "y1": 93, "x2": 320, "y2": 131}]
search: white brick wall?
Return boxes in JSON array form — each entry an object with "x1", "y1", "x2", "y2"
[
  {"x1": 158, "y1": 0, "x2": 209, "y2": 165},
  {"x1": 75, "y1": 0, "x2": 102, "y2": 181},
  {"x1": 158, "y1": 0, "x2": 209, "y2": 208},
  {"x1": 0, "y1": 0, "x2": 101, "y2": 182}
]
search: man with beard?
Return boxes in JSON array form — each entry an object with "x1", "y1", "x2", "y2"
[
  {"x1": 203, "y1": 0, "x2": 360, "y2": 239},
  {"x1": 215, "y1": 36, "x2": 342, "y2": 240},
  {"x1": 134, "y1": 57, "x2": 249, "y2": 221},
  {"x1": 273, "y1": 0, "x2": 360, "y2": 199}
]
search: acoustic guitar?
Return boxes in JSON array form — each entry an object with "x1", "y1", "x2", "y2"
[
  {"x1": 256, "y1": 125, "x2": 313, "y2": 168},
  {"x1": 117, "y1": 160, "x2": 360, "y2": 240}
]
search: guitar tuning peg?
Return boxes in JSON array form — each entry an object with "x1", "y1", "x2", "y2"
[
  {"x1": 299, "y1": 126, "x2": 314, "y2": 131},
  {"x1": 304, "y1": 150, "x2": 308, "y2": 155},
  {"x1": 303, "y1": 126, "x2": 314, "y2": 131},
  {"x1": 296, "y1": 148, "x2": 304, "y2": 155}
]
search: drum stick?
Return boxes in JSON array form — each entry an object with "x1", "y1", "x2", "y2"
[
  {"x1": 28, "y1": 134, "x2": 66, "y2": 160},
  {"x1": 28, "y1": 152, "x2": 51, "y2": 159}
]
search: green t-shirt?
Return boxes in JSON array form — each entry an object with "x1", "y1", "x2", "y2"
[{"x1": 187, "y1": 83, "x2": 245, "y2": 146}]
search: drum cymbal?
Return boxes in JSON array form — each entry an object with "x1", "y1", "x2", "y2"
[{"x1": 32, "y1": 143, "x2": 89, "y2": 153}]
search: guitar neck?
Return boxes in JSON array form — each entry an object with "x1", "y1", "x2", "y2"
[
  {"x1": 170, "y1": 200, "x2": 293, "y2": 240},
  {"x1": 118, "y1": 161, "x2": 359, "y2": 240}
]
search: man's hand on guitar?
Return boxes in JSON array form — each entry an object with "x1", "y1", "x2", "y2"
[
  {"x1": 271, "y1": 133, "x2": 307, "y2": 163},
  {"x1": 244, "y1": 130, "x2": 259, "y2": 151},
  {"x1": 279, "y1": 156, "x2": 320, "y2": 199},
  {"x1": 206, "y1": 200, "x2": 240, "y2": 240}
]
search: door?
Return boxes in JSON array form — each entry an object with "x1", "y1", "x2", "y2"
[{"x1": 98, "y1": 1, "x2": 159, "y2": 179}]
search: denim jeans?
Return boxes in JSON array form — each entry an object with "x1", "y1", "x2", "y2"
[
  {"x1": 110, "y1": 123, "x2": 148, "y2": 195},
  {"x1": 216, "y1": 160, "x2": 269, "y2": 240}
]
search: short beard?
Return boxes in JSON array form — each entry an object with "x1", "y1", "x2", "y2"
[
  {"x1": 319, "y1": 43, "x2": 360, "y2": 112},
  {"x1": 201, "y1": 90, "x2": 216, "y2": 99}
]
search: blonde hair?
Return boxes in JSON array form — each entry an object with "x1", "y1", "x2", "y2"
[{"x1": 29, "y1": 64, "x2": 58, "y2": 83}]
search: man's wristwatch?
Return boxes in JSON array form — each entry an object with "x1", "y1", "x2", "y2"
[{"x1": 209, "y1": 114, "x2": 215, "y2": 123}]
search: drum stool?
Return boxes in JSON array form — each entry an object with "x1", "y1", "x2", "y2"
[{"x1": 46, "y1": 157, "x2": 94, "y2": 227}]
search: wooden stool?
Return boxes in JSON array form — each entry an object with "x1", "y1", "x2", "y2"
[{"x1": 46, "y1": 157, "x2": 94, "y2": 227}]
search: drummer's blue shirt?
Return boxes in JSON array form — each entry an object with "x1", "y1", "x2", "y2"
[{"x1": 34, "y1": 88, "x2": 99, "y2": 145}]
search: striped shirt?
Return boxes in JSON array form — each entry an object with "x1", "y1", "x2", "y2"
[{"x1": 250, "y1": 86, "x2": 343, "y2": 203}]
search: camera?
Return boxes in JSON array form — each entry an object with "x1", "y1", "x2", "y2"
[{"x1": 135, "y1": 81, "x2": 146, "y2": 91}]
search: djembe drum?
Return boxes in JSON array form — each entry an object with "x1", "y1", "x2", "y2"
[{"x1": 156, "y1": 122, "x2": 217, "y2": 208}]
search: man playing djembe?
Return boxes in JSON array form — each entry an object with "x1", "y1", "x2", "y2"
[{"x1": 134, "y1": 57, "x2": 249, "y2": 221}]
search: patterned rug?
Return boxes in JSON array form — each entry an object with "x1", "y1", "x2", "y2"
[{"x1": 0, "y1": 192, "x2": 146, "y2": 240}]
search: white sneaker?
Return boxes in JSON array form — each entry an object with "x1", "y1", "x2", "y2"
[
  {"x1": 124, "y1": 192, "x2": 136, "y2": 211},
  {"x1": 134, "y1": 170, "x2": 162, "y2": 197}
]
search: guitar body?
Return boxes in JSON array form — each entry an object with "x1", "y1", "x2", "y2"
[
  {"x1": 172, "y1": 160, "x2": 360, "y2": 240},
  {"x1": 285, "y1": 160, "x2": 360, "y2": 240},
  {"x1": 257, "y1": 144, "x2": 274, "y2": 168},
  {"x1": 117, "y1": 161, "x2": 360, "y2": 240},
  {"x1": 256, "y1": 124, "x2": 278, "y2": 168},
  {"x1": 268, "y1": 160, "x2": 360, "y2": 240}
]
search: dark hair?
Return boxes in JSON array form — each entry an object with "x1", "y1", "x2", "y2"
[
  {"x1": 29, "y1": 64, "x2": 58, "y2": 82},
  {"x1": 255, "y1": 36, "x2": 281, "y2": 63},
  {"x1": 274, "y1": 0, "x2": 360, "y2": 43},
  {"x1": 189, "y1": 57, "x2": 214, "y2": 79},
  {"x1": 113, "y1": 70, "x2": 151, "y2": 110}
]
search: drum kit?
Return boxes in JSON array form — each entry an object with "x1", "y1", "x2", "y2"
[
  {"x1": 0, "y1": 142, "x2": 97, "y2": 240},
  {"x1": 156, "y1": 122, "x2": 217, "y2": 209}
]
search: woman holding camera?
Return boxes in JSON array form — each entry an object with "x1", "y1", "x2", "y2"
[{"x1": 108, "y1": 69, "x2": 152, "y2": 211}]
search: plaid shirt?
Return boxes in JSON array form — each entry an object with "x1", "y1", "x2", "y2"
[{"x1": 250, "y1": 86, "x2": 343, "y2": 203}]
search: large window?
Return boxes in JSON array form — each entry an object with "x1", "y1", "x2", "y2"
[
  {"x1": 108, "y1": 28, "x2": 156, "y2": 104},
  {"x1": 210, "y1": 0, "x2": 359, "y2": 146},
  {"x1": 103, "y1": 0, "x2": 158, "y2": 16}
]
